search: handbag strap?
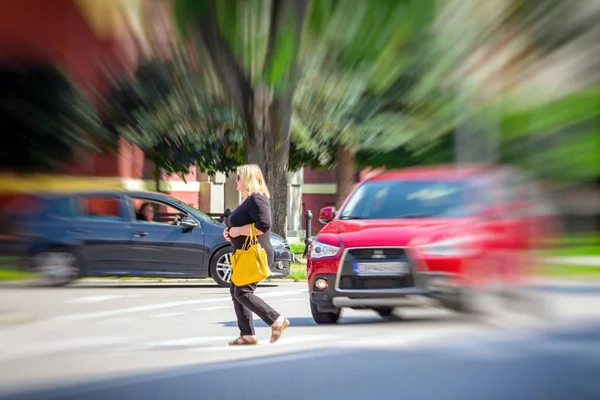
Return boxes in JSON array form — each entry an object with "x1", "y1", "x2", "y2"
[{"x1": 241, "y1": 223, "x2": 258, "y2": 250}]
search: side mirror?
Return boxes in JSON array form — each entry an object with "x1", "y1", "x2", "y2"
[
  {"x1": 319, "y1": 206, "x2": 336, "y2": 225},
  {"x1": 181, "y1": 217, "x2": 199, "y2": 230}
]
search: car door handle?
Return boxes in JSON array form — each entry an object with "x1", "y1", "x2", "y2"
[
  {"x1": 70, "y1": 229, "x2": 91, "y2": 234},
  {"x1": 133, "y1": 232, "x2": 149, "y2": 237}
]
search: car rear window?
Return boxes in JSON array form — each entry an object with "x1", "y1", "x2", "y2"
[
  {"x1": 339, "y1": 180, "x2": 467, "y2": 219},
  {"x1": 0, "y1": 194, "x2": 45, "y2": 242},
  {"x1": 76, "y1": 196, "x2": 126, "y2": 222}
]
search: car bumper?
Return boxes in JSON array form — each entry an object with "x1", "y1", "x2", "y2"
[
  {"x1": 309, "y1": 272, "x2": 457, "y2": 310},
  {"x1": 271, "y1": 248, "x2": 293, "y2": 278}
]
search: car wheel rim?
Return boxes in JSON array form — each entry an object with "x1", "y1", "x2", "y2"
[
  {"x1": 216, "y1": 252, "x2": 233, "y2": 283},
  {"x1": 33, "y1": 252, "x2": 77, "y2": 284}
]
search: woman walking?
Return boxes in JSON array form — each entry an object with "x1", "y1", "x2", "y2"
[{"x1": 224, "y1": 164, "x2": 290, "y2": 345}]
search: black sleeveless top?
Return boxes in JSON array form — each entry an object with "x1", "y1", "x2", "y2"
[{"x1": 226, "y1": 193, "x2": 274, "y2": 267}]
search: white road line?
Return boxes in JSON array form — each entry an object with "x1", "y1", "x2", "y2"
[
  {"x1": 271, "y1": 334, "x2": 339, "y2": 345},
  {"x1": 283, "y1": 298, "x2": 303, "y2": 302},
  {"x1": 100, "y1": 317, "x2": 136, "y2": 325},
  {"x1": 121, "y1": 334, "x2": 339, "y2": 353},
  {"x1": 152, "y1": 312, "x2": 185, "y2": 318},
  {"x1": 128, "y1": 336, "x2": 233, "y2": 351},
  {"x1": 196, "y1": 306, "x2": 230, "y2": 311},
  {"x1": 51, "y1": 289, "x2": 306, "y2": 322},
  {"x1": 187, "y1": 334, "x2": 341, "y2": 352},
  {"x1": 66, "y1": 295, "x2": 140, "y2": 304}
]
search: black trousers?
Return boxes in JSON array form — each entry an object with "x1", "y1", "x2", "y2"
[{"x1": 230, "y1": 282, "x2": 281, "y2": 336}]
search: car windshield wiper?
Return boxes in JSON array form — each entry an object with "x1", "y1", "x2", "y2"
[
  {"x1": 339, "y1": 215, "x2": 368, "y2": 220},
  {"x1": 395, "y1": 213, "x2": 437, "y2": 218}
]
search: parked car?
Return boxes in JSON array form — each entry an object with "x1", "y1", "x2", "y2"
[
  {"x1": 307, "y1": 165, "x2": 558, "y2": 324},
  {"x1": 0, "y1": 190, "x2": 292, "y2": 287}
]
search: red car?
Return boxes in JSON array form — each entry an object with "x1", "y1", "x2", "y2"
[{"x1": 307, "y1": 165, "x2": 557, "y2": 324}]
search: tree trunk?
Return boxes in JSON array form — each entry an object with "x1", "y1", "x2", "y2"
[
  {"x1": 246, "y1": 89, "x2": 291, "y2": 238},
  {"x1": 335, "y1": 146, "x2": 356, "y2": 209},
  {"x1": 194, "y1": 0, "x2": 308, "y2": 238},
  {"x1": 154, "y1": 165, "x2": 161, "y2": 192}
]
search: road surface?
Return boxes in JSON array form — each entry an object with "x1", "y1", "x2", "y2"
[{"x1": 0, "y1": 279, "x2": 599, "y2": 399}]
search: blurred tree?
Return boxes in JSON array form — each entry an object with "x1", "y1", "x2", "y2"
[
  {"x1": 103, "y1": 52, "x2": 245, "y2": 190},
  {"x1": 175, "y1": 0, "x2": 309, "y2": 236},
  {"x1": 291, "y1": 0, "x2": 442, "y2": 207},
  {"x1": 0, "y1": 65, "x2": 112, "y2": 171}
]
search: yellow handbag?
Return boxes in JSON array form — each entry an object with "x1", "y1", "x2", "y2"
[{"x1": 231, "y1": 223, "x2": 271, "y2": 286}]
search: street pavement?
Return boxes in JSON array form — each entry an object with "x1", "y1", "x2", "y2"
[{"x1": 0, "y1": 279, "x2": 599, "y2": 399}]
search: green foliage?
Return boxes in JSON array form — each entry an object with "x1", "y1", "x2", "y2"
[
  {"x1": 355, "y1": 133, "x2": 454, "y2": 170},
  {"x1": 174, "y1": 0, "x2": 210, "y2": 39},
  {"x1": 290, "y1": 0, "x2": 443, "y2": 171},
  {"x1": 103, "y1": 51, "x2": 245, "y2": 178},
  {"x1": 264, "y1": 10, "x2": 298, "y2": 95},
  {"x1": 289, "y1": 242, "x2": 306, "y2": 255},
  {"x1": 0, "y1": 65, "x2": 111, "y2": 171},
  {"x1": 490, "y1": 86, "x2": 600, "y2": 184}
]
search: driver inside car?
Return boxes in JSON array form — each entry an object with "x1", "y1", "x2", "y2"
[
  {"x1": 137, "y1": 202, "x2": 155, "y2": 223},
  {"x1": 136, "y1": 202, "x2": 186, "y2": 225}
]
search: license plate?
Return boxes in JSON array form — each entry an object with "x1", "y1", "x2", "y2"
[{"x1": 353, "y1": 262, "x2": 409, "y2": 275}]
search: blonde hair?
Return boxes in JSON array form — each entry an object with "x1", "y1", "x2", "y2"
[{"x1": 237, "y1": 164, "x2": 271, "y2": 199}]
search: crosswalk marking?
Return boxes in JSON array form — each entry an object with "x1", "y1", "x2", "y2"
[
  {"x1": 66, "y1": 295, "x2": 141, "y2": 304},
  {"x1": 100, "y1": 317, "x2": 136, "y2": 325},
  {"x1": 196, "y1": 306, "x2": 230, "y2": 311},
  {"x1": 153, "y1": 312, "x2": 185, "y2": 318},
  {"x1": 52, "y1": 289, "x2": 306, "y2": 322},
  {"x1": 1, "y1": 319, "x2": 597, "y2": 363}
]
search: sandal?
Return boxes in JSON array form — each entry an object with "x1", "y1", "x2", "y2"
[
  {"x1": 270, "y1": 319, "x2": 290, "y2": 344},
  {"x1": 229, "y1": 336, "x2": 258, "y2": 346}
]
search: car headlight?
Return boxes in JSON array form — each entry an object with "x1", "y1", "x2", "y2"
[
  {"x1": 310, "y1": 240, "x2": 340, "y2": 259},
  {"x1": 421, "y1": 237, "x2": 478, "y2": 257}
]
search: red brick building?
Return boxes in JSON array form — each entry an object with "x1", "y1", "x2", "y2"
[{"x1": 0, "y1": 0, "x2": 210, "y2": 208}]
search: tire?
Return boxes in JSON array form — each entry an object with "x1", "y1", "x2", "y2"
[
  {"x1": 373, "y1": 307, "x2": 395, "y2": 318},
  {"x1": 31, "y1": 250, "x2": 80, "y2": 287},
  {"x1": 210, "y1": 247, "x2": 234, "y2": 288},
  {"x1": 310, "y1": 300, "x2": 341, "y2": 324}
]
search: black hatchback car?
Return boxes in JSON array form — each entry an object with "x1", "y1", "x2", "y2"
[{"x1": 0, "y1": 190, "x2": 292, "y2": 287}]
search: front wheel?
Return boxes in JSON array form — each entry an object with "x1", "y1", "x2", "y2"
[
  {"x1": 210, "y1": 247, "x2": 233, "y2": 288},
  {"x1": 310, "y1": 300, "x2": 341, "y2": 324},
  {"x1": 31, "y1": 251, "x2": 80, "y2": 287}
]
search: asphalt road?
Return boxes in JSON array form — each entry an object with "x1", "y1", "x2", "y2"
[{"x1": 0, "y1": 279, "x2": 599, "y2": 400}]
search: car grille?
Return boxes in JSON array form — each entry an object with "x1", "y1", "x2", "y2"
[
  {"x1": 339, "y1": 276, "x2": 414, "y2": 290},
  {"x1": 337, "y1": 247, "x2": 414, "y2": 291},
  {"x1": 347, "y1": 248, "x2": 407, "y2": 259}
]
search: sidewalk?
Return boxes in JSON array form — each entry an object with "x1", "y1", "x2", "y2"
[{"x1": 540, "y1": 256, "x2": 600, "y2": 266}]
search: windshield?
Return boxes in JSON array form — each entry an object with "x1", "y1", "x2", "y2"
[
  {"x1": 162, "y1": 195, "x2": 216, "y2": 222},
  {"x1": 339, "y1": 180, "x2": 467, "y2": 220}
]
